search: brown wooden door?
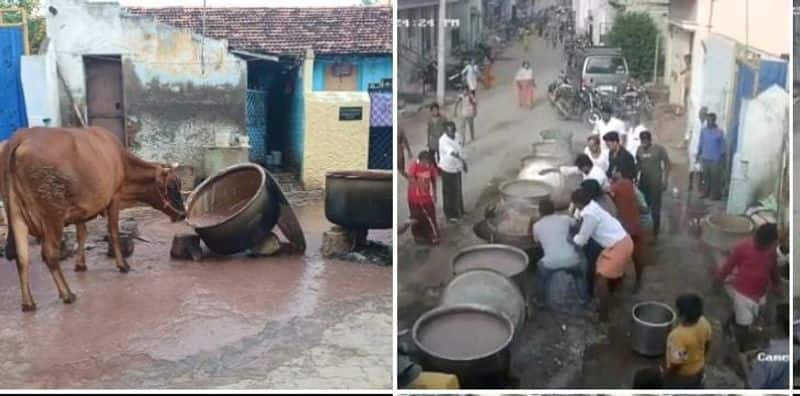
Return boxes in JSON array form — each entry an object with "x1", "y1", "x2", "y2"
[{"x1": 85, "y1": 56, "x2": 125, "y2": 145}]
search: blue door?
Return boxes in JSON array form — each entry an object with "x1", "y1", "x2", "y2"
[
  {"x1": 0, "y1": 26, "x2": 27, "y2": 140},
  {"x1": 246, "y1": 89, "x2": 267, "y2": 165},
  {"x1": 729, "y1": 62, "x2": 755, "y2": 158}
]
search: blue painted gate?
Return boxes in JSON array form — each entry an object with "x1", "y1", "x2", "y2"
[
  {"x1": 246, "y1": 89, "x2": 268, "y2": 165},
  {"x1": 729, "y1": 62, "x2": 755, "y2": 157},
  {"x1": 368, "y1": 87, "x2": 393, "y2": 170},
  {"x1": 0, "y1": 26, "x2": 27, "y2": 140}
]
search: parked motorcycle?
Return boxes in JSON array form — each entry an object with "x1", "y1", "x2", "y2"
[{"x1": 553, "y1": 82, "x2": 603, "y2": 126}]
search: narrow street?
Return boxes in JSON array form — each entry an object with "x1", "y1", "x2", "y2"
[{"x1": 398, "y1": 35, "x2": 759, "y2": 389}]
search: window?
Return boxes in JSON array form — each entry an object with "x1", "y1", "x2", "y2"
[{"x1": 585, "y1": 56, "x2": 627, "y2": 74}]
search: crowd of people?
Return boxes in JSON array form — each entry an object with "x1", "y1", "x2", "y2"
[{"x1": 399, "y1": 14, "x2": 788, "y2": 389}]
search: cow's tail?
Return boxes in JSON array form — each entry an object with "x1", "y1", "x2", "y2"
[{"x1": 3, "y1": 140, "x2": 23, "y2": 261}]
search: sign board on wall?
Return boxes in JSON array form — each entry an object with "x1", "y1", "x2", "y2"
[{"x1": 339, "y1": 106, "x2": 363, "y2": 121}]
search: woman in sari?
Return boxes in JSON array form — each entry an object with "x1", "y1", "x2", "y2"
[
  {"x1": 481, "y1": 55, "x2": 495, "y2": 90},
  {"x1": 515, "y1": 61, "x2": 535, "y2": 109},
  {"x1": 407, "y1": 150, "x2": 440, "y2": 244}
]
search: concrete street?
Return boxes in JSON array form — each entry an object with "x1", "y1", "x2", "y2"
[
  {"x1": 0, "y1": 202, "x2": 392, "y2": 389},
  {"x1": 397, "y1": 35, "x2": 781, "y2": 389}
]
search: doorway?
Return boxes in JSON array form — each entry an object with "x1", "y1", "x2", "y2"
[
  {"x1": 84, "y1": 55, "x2": 125, "y2": 145},
  {"x1": 247, "y1": 60, "x2": 299, "y2": 173}
]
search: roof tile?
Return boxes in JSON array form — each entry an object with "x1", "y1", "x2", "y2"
[{"x1": 125, "y1": 6, "x2": 392, "y2": 55}]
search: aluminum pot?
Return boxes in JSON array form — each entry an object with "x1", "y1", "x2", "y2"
[
  {"x1": 412, "y1": 304, "x2": 514, "y2": 383},
  {"x1": 325, "y1": 170, "x2": 392, "y2": 229},
  {"x1": 517, "y1": 155, "x2": 582, "y2": 210},
  {"x1": 451, "y1": 244, "x2": 530, "y2": 299},
  {"x1": 441, "y1": 268, "x2": 527, "y2": 332},
  {"x1": 531, "y1": 140, "x2": 572, "y2": 159},
  {"x1": 186, "y1": 163, "x2": 280, "y2": 254},
  {"x1": 700, "y1": 213, "x2": 754, "y2": 253},
  {"x1": 631, "y1": 301, "x2": 676, "y2": 357},
  {"x1": 481, "y1": 180, "x2": 552, "y2": 250},
  {"x1": 517, "y1": 154, "x2": 565, "y2": 188}
]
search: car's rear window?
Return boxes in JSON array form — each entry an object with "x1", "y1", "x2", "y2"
[{"x1": 585, "y1": 56, "x2": 627, "y2": 74}]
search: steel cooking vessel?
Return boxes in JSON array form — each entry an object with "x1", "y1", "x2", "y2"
[
  {"x1": 441, "y1": 268, "x2": 527, "y2": 331},
  {"x1": 325, "y1": 170, "x2": 392, "y2": 229},
  {"x1": 631, "y1": 301, "x2": 676, "y2": 356},
  {"x1": 186, "y1": 163, "x2": 280, "y2": 254},
  {"x1": 412, "y1": 304, "x2": 514, "y2": 384}
]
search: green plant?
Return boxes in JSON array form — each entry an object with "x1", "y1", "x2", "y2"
[
  {"x1": 607, "y1": 11, "x2": 660, "y2": 81},
  {"x1": 0, "y1": 0, "x2": 45, "y2": 53}
]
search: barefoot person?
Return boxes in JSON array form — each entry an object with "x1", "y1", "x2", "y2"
[
  {"x1": 427, "y1": 103, "x2": 448, "y2": 162},
  {"x1": 715, "y1": 223, "x2": 780, "y2": 350},
  {"x1": 453, "y1": 87, "x2": 478, "y2": 144},
  {"x1": 437, "y1": 122, "x2": 467, "y2": 222},
  {"x1": 515, "y1": 61, "x2": 535, "y2": 109},
  {"x1": 570, "y1": 187, "x2": 633, "y2": 321},
  {"x1": 609, "y1": 163, "x2": 645, "y2": 292},
  {"x1": 636, "y1": 131, "x2": 671, "y2": 237},
  {"x1": 664, "y1": 293, "x2": 712, "y2": 388},
  {"x1": 406, "y1": 151, "x2": 439, "y2": 245}
]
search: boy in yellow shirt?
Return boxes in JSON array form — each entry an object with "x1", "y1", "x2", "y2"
[{"x1": 663, "y1": 293, "x2": 712, "y2": 388}]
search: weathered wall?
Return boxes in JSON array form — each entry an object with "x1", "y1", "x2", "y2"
[
  {"x1": 302, "y1": 92, "x2": 371, "y2": 190},
  {"x1": 732, "y1": 86, "x2": 789, "y2": 204},
  {"x1": 312, "y1": 55, "x2": 392, "y2": 92},
  {"x1": 47, "y1": 0, "x2": 246, "y2": 171}
]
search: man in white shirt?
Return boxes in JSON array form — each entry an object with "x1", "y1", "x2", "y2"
[
  {"x1": 570, "y1": 187, "x2": 634, "y2": 321},
  {"x1": 438, "y1": 122, "x2": 467, "y2": 222},
  {"x1": 626, "y1": 114, "x2": 648, "y2": 158},
  {"x1": 461, "y1": 60, "x2": 480, "y2": 94},
  {"x1": 584, "y1": 135, "x2": 609, "y2": 172},
  {"x1": 574, "y1": 153, "x2": 609, "y2": 189},
  {"x1": 592, "y1": 107, "x2": 627, "y2": 147}
]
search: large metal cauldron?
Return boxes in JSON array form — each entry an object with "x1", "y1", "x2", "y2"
[
  {"x1": 531, "y1": 140, "x2": 572, "y2": 159},
  {"x1": 441, "y1": 268, "x2": 527, "y2": 331},
  {"x1": 412, "y1": 304, "x2": 514, "y2": 383},
  {"x1": 186, "y1": 163, "x2": 280, "y2": 254},
  {"x1": 631, "y1": 301, "x2": 676, "y2": 356},
  {"x1": 517, "y1": 155, "x2": 582, "y2": 210},
  {"x1": 700, "y1": 213, "x2": 754, "y2": 253},
  {"x1": 325, "y1": 170, "x2": 392, "y2": 229},
  {"x1": 479, "y1": 180, "x2": 552, "y2": 250},
  {"x1": 451, "y1": 244, "x2": 530, "y2": 299}
]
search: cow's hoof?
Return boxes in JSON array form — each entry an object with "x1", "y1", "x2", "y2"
[
  {"x1": 62, "y1": 293, "x2": 77, "y2": 304},
  {"x1": 21, "y1": 303, "x2": 37, "y2": 312},
  {"x1": 74, "y1": 265, "x2": 87, "y2": 272},
  {"x1": 118, "y1": 265, "x2": 130, "y2": 273}
]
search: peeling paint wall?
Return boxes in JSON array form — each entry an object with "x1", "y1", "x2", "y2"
[
  {"x1": 302, "y1": 92, "x2": 371, "y2": 190},
  {"x1": 47, "y1": 0, "x2": 246, "y2": 172}
]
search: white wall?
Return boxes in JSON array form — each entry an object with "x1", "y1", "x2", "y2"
[
  {"x1": 20, "y1": 40, "x2": 61, "y2": 127},
  {"x1": 46, "y1": 0, "x2": 247, "y2": 170},
  {"x1": 727, "y1": 86, "x2": 789, "y2": 212}
]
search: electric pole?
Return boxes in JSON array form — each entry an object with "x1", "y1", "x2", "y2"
[{"x1": 436, "y1": 0, "x2": 446, "y2": 105}]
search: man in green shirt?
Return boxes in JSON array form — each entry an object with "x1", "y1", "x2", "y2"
[
  {"x1": 636, "y1": 131, "x2": 671, "y2": 237},
  {"x1": 426, "y1": 103, "x2": 448, "y2": 162}
]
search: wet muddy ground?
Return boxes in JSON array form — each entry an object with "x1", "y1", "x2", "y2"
[
  {"x1": 0, "y1": 201, "x2": 392, "y2": 389},
  {"x1": 398, "y1": 36, "x2": 786, "y2": 389}
]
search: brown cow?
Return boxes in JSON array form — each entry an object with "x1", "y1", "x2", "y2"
[
  {"x1": 2, "y1": 127, "x2": 185, "y2": 311},
  {"x1": 0, "y1": 141, "x2": 91, "y2": 271}
]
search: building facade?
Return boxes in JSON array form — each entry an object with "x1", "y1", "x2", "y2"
[
  {"x1": 665, "y1": 0, "x2": 790, "y2": 213},
  {"x1": 34, "y1": 0, "x2": 391, "y2": 189},
  {"x1": 397, "y1": 0, "x2": 483, "y2": 96}
]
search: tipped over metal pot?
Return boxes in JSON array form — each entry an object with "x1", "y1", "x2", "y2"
[{"x1": 477, "y1": 180, "x2": 552, "y2": 250}]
